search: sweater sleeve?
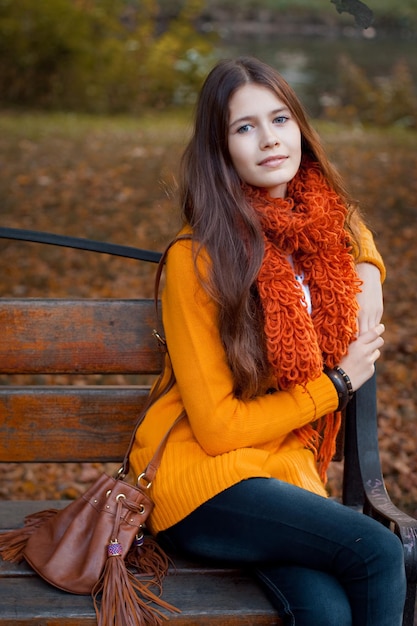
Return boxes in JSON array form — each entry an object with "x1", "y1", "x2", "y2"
[
  {"x1": 355, "y1": 221, "x2": 386, "y2": 282},
  {"x1": 162, "y1": 238, "x2": 338, "y2": 456}
]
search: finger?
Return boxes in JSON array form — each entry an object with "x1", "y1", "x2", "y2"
[
  {"x1": 358, "y1": 324, "x2": 384, "y2": 346},
  {"x1": 369, "y1": 336, "x2": 384, "y2": 356},
  {"x1": 370, "y1": 323, "x2": 385, "y2": 341},
  {"x1": 373, "y1": 348, "x2": 381, "y2": 362},
  {"x1": 357, "y1": 312, "x2": 378, "y2": 335}
]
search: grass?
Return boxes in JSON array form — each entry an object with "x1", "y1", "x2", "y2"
[{"x1": 0, "y1": 109, "x2": 193, "y2": 141}]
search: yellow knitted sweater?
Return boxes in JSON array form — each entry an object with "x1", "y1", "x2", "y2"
[{"x1": 130, "y1": 224, "x2": 385, "y2": 535}]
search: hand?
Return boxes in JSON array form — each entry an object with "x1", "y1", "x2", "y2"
[
  {"x1": 339, "y1": 323, "x2": 385, "y2": 392},
  {"x1": 355, "y1": 262, "x2": 383, "y2": 334}
]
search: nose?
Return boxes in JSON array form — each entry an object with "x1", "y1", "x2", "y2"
[{"x1": 260, "y1": 126, "x2": 280, "y2": 149}]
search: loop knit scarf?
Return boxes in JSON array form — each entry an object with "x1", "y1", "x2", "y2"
[{"x1": 246, "y1": 156, "x2": 361, "y2": 479}]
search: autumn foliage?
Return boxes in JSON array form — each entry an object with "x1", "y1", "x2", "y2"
[{"x1": 0, "y1": 0, "x2": 215, "y2": 113}]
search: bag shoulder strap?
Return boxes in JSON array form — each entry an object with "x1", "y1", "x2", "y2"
[
  {"x1": 153, "y1": 233, "x2": 192, "y2": 322},
  {"x1": 138, "y1": 411, "x2": 186, "y2": 487}
]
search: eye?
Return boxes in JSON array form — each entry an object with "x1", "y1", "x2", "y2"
[
  {"x1": 273, "y1": 115, "x2": 289, "y2": 125},
  {"x1": 237, "y1": 123, "x2": 252, "y2": 134}
]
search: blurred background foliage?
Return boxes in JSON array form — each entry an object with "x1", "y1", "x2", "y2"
[
  {"x1": 0, "y1": 0, "x2": 416, "y2": 125},
  {"x1": 0, "y1": 0, "x2": 216, "y2": 113},
  {"x1": 324, "y1": 56, "x2": 417, "y2": 127}
]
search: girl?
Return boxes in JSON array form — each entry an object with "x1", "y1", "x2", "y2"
[{"x1": 130, "y1": 57, "x2": 406, "y2": 625}]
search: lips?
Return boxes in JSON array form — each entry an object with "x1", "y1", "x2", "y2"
[{"x1": 258, "y1": 155, "x2": 288, "y2": 167}]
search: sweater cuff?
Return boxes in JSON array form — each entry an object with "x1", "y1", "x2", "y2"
[{"x1": 301, "y1": 373, "x2": 339, "y2": 424}]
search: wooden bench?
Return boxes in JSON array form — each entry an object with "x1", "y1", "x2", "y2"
[{"x1": 1, "y1": 237, "x2": 417, "y2": 625}]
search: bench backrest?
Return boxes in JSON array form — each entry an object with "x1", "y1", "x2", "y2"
[
  {"x1": 0, "y1": 296, "x2": 347, "y2": 467},
  {"x1": 0, "y1": 299, "x2": 162, "y2": 463}
]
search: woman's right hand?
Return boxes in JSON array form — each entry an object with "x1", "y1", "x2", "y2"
[{"x1": 338, "y1": 323, "x2": 385, "y2": 392}]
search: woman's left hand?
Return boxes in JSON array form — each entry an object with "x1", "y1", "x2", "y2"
[{"x1": 355, "y1": 262, "x2": 384, "y2": 335}]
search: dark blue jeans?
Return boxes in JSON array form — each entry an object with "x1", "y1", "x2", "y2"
[{"x1": 158, "y1": 478, "x2": 406, "y2": 625}]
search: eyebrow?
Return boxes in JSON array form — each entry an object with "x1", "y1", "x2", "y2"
[{"x1": 229, "y1": 106, "x2": 289, "y2": 129}]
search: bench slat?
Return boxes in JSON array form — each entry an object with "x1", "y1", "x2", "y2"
[
  {"x1": 0, "y1": 387, "x2": 149, "y2": 462},
  {"x1": 0, "y1": 575, "x2": 279, "y2": 626},
  {"x1": 0, "y1": 501, "x2": 69, "y2": 530},
  {"x1": 0, "y1": 299, "x2": 162, "y2": 374}
]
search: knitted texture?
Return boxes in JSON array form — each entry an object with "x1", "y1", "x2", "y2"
[{"x1": 247, "y1": 156, "x2": 361, "y2": 477}]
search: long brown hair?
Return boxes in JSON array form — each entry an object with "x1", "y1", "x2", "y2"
[{"x1": 179, "y1": 56, "x2": 362, "y2": 399}]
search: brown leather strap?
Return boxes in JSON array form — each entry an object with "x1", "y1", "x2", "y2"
[
  {"x1": 153, "y1": 233, "x2": 192, "y2": 325},
  {"x1": 140, "y1": 411, "x2": 186, "y2": 486}
]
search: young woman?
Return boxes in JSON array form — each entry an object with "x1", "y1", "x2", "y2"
[{"x1": 130, "y1": 57, "x2": 406, "y2": 625}]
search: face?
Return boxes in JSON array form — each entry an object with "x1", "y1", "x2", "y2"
[{"x1": 228, "y1": 83, "x2": 302, "y2": 198}]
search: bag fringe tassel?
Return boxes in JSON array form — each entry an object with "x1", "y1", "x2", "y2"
[
  {"x1": 92, "y1": 538, "x2": 180, "y2": 626},
  {"x1": 0, "y1": 509, "x2": 58, "y2": 562},
  {"x1": 126, "y1": 532, "x2": 175, "y2": 581}
]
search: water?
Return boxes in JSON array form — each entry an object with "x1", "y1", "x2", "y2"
[{"x1": 218, "y1": 34, "x2": 417, "y2": 117}]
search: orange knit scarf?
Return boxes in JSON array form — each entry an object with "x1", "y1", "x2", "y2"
[{"x1": 247, "y1": 157, "x2": 361, "y2": 478}]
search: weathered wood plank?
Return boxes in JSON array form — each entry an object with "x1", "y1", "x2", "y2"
[
  {"x1": 0, "y1": 299, "x2": 162, "y2": 374},
  {"x1": 0, "y1": 387, "x2": 150, "y2": 462},
  {"x1": 0, "y1": 501, "x2": 69, "y2": 531},
  {"x1": 0, "y1": 574, "x2": 280, "y2": 625}
]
